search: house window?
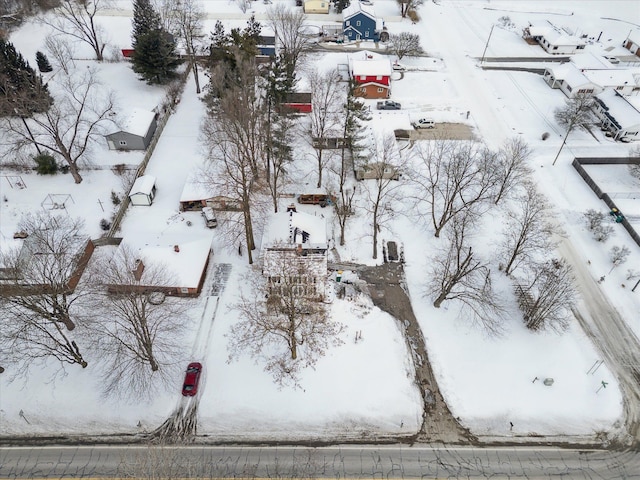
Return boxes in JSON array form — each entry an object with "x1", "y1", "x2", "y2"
[
  {"x1": 119, "y1": 140, "x2": 127, "y2": 146},
  {"x1": 360, "y1": 75, "x2": 366, "y2": 81},
  {"x1": 356, "y1": 20, "x2": 361, "y2": 26},
  {"x1": 365, "y1": 31, "x2": 369, "y2": 37},
  {"x1": 321, "y1": 2, "x2": 325, "y2": 6},
  {"x1": 578, "y1": 88, "x2": 593, "y2": 93},
  {"x1": 616, "y1": 86, "x2": 625, "y2": 90},
  {"x1": 553, "y1": 46, "x2": 558, "y2": 50},
  {"x1": 577, "y1": 45, "x2": 585, "y2": 50},
  {"x1": 377, "y1": 87, "x2": 384, "y2": 92},
  {"x1": 346, "y1": 20, "x2": 350, "y2": 26},
  {"x1": 361, "y1": 87, "x2": 366, "y2": 93},
  {"x1": 376, "y1": 75, "x2": 382, "y2": 80},
  {"x1": 566, "y1": 85, "x2": 573, "y2": 92}
]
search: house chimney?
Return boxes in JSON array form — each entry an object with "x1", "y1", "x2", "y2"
[
  {"x1": 296, "y1": 244, "x2": 303, "y2": 255},
  {"x1": 132, "y1": 259, "x2": 145, "y2": 281},
  {"x1": 174, "y1": 245, "x2": 180, "y2": 253}
]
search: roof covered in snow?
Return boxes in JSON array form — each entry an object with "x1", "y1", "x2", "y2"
[
  {"x1": 343, "y1": 2, "x2": 375, "y2": 20},
  {"x1": 596, "y1": 89, "x2": 640, "y2": 128},
  {"x1": 180, "y1": 171, "x2": 214, "y2": 202},
  {"x1": 110, "y1": 109, "x2": 155, "y2": 137},
  {"x1": 129, "y1": 175, "x2": 156, "y2": 196},
  {"x1": 584, "y1": 69, "x2": 640, "y2": 88},
  {"x1": 262, "y1": 211, "x2": 327, "y2": 251},
  {"x1": 118, "y1": 232, "x2": 213, "y2": 289},
  {"x1": 350, "y1": 52, "x2": 392, "y2": 76}
]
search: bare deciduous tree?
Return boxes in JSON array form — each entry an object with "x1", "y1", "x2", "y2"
[
  {"x1": 583, "y1": 208, "x2": 614, "y2": 242},
  {"x1": 41, "y1": 0, "x2": 110, "y2": 61},
  {"x1": 0, "y1": 68, "x2": 116, "y2": 184},
  {"x1": 500, "y1": 183, "x2": 554, "y2": 276},
  {"x1": 395, "y1": 0, "x2": 424, "y2": 18},
  {"x1": 552, "y1": 92, "x2": 595, "y2": 165},
  {"x1": 412, "y1": 139, "x2": 497, "y2": 237},
  {"x1": 308, "y1": 68, "x2": 344, "y2": 189},
  {"x1": 88, "y1": 245, "x2": 188, "y2": 399},
  {"x1": 333, "y1": 185, "x2": 356, "y2": 247},
  {"x1": 267, "y1": 4, "x2": 309, "y2": 73},
  {"x1": 493, "y1": 136, "x2": 532, "y2": 204},
  {"x1": 428, "y1": 212, "x2": 503, "y2": 335},
  {"x1": 202, "y1": 55, "x2": 264, "y2": 263},
  {"x1": 229, "y1": 264, "x2": 344, "y2": 388},
  {"x1": 388, "y1": 32, "x2": 424, "y2": 60},
  {"x1": 0, "y1": 212, "x2": 91, "y2": 373},
  {"x1": 173, "y1": 0, "x2": 204, "y2": 93},
  {"x1": 44, "y1": 34, "x2": 77, "y2": 75},
  {"x1": 515, "y1": 258, "x2": 576, "y2": 332},
  {"x1": 361, "y1": 134, "x2": 404, "y2": 259},
  {"x1": 609, "y1": 245, "x2": 630, "y2": 272}
]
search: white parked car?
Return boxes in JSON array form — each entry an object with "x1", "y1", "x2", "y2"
[{"x1": 412, "y1": 118, "x2": 435, "y2": 129}]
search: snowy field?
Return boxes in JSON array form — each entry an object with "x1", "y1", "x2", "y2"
[{"x1": 2, "y1": 0, "x2": 640, "y2": 442}]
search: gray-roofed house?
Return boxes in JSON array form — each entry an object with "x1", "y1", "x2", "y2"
[{"x1": 105, "y1": 109, "x2": 157, "y2": 150}]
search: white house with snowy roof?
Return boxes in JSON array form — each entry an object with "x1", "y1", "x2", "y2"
[
  {"x1": 105, "y1": 109, "x2": 157, "y2": 150},
  {"x1": 544, "y1": 63, "x2": 640, "y2": 98},
  {"x1": 594, "y1": 89, "x2": 640, "y2": 142},
  {"x1": 261, "y1": 209, "x2": 328, "y2": 300},
  {"x1": 523, "y1": 23, "x2": 585, "y2": 55},
  {"x1": 107, "y1": 231, "x2": 214, "y2": 297}
]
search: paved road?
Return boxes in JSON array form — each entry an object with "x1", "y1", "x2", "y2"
[
  {"x1": 1, "y1": 445, "x2": 638, "y2": 478},
  {"x1": 558, "y1": 237, "x2": 640, "y2": 448}
]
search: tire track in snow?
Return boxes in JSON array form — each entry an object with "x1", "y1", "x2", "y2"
[{"x1": 152, "y1": 262, "x2": 231, "y2": 442}]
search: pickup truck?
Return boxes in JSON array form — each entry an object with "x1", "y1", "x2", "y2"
[{"x1": 377, "y1": 100, "x2": 401, "y2": 110}]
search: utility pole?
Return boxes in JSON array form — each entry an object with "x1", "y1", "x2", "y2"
[{"x1": 481, "y1": 24, "x2": 495, "y2": 64}]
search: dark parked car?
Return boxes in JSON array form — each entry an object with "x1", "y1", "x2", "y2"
[
  {"x1": 377, "y1": 100, "x2": 401, "y2": 110},
  {"x1": 182, "y1": 362, "x2": 202, "y2": 396},
  {"x1": 386, "y1": 241, "x2": 399, "y2": 262}
]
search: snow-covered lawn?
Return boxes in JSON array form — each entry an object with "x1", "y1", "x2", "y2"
[{"x1": 2, "y1": 0, "x2": 639, "y2": 441}]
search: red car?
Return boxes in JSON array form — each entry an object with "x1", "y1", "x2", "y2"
[{"x1": 182, "y1": 362, "x2": 202, "y2": 396}]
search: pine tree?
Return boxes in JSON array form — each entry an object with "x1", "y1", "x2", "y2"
[
  {"x1": 132, "y1": 29, "x2": 181, "y2": 84},
  {"x1": 0, "y1": 39, "x2": 52, "y2": 117},
  {"x1": 334, "y1": 0, "x2": 350, "y2": 14},
  {"x1": 35, "y1": 51, "x2": 53, "y2": 73},
  {"x1": 131, "y1": 0, "x2": 162, "y2": 49}
]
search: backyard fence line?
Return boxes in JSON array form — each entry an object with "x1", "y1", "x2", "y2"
[
  {"x1": 106, "y1": 65, "x2": 193, "y2": 238},
  {"x1": 572, "y1": 156, "x2": 640, "y2": 249}
]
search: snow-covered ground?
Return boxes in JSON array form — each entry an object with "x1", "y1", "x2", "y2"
[{"x1": 1, "y1": 0, "x2": 639, "y2": 442}]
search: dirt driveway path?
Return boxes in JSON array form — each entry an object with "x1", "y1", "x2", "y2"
[{"x1": 358, "y1": 263, "x2": 475, "y2": 444}]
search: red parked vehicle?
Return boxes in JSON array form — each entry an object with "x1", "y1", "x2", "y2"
[{"x1": 182, "y1": 362, "x2": 202, "y2": 396}]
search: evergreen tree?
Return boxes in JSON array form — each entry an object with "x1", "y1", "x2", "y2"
[
  {"x1": 35, "y1": 51, "x2": 53, "y2": 73},
  {"x1": 334, "y1": 0, "x2": 350, "y2": 14},
  {"x1": 0, "y1": 39, "x2": 52, "y2": 117},
  {"x1": 131, "y1": 0, "x2": 162, "y2": 49},
  {"x1": 264, "y1": 53, "x2": 296, "y2": 106},
  {"x1": 132, "y1": 29, "x2": 181, "y2": 84}
]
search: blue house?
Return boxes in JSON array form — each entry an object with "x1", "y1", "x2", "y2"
[{"x1": 342, "y1": 2, "x2": 385, "y2": 42}]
